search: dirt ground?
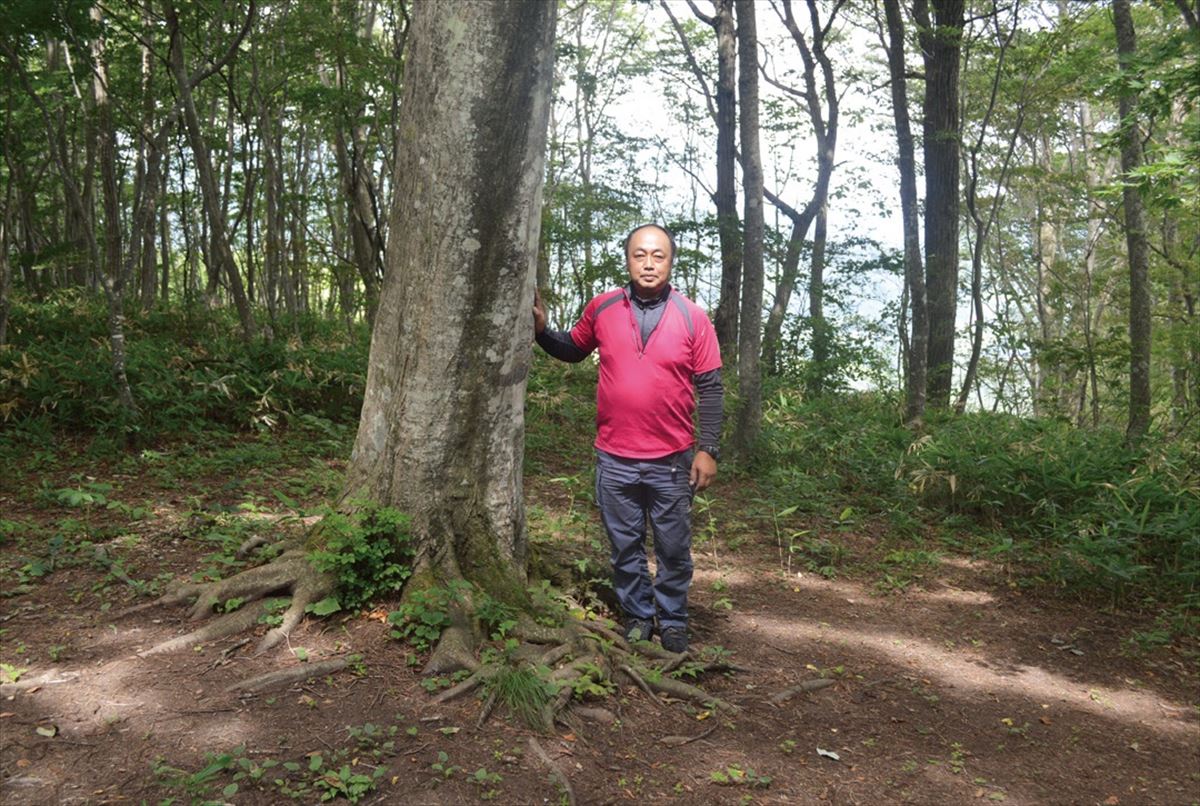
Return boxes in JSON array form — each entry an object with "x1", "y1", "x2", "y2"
[{"x1": 1, "y1": 439, "x2": 1197, "y2": 805}]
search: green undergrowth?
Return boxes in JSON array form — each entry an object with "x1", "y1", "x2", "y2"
[
  {"x1": 0, "y1": 291, "x2": 368, "y2": 452},
  {"x1": 755, "y1": 386, "x2": 1199, "y2": 628}
]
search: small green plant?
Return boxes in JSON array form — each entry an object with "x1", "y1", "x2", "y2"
[
  {"x1": 308, "y1": 504, "x2": 414, "y2": 612},
  {"x1": 948, "y1": 742, "x2": 966, "y2": 774},
  {"x1": 313, "y1": 764, "x2": 383, "y2": 802},
  {"x1": 0, "y1": 663, "x2": 26, "y2": 683},
  {"x1": 569, "y1": 661, "x2": 617, "y2": 698},
  {"x1": 430, "y1": 750, "x2": 462, "y2": 781},
  {"x1": 475, "y1": 594, "x2": 518, "y2": 640},
  {"x1": 709, "y1": 765, "x2": 772, "y2": 788},
  {"x1": 778, "y1": 738, "x2": 797, "y2": 754},
  {"x1": 387, "y1": 580, "x2": 469, "y2": 651},
  {"x1": 258, "y1": 597, "x2": 291, "y2": 627},
  {"x1": 469, "y1": 767, "x2": 502, "y2": 787}
]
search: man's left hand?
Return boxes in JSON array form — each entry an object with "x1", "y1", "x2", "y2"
[{"x1": 690, "y1": 450, "x2": 717, "y2": 492}]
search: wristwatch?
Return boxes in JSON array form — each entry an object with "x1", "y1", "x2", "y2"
[{"x1": 698, "y1": 444, "x2": 721, "y2": 461}]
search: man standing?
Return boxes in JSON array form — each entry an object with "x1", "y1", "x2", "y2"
[{"x1": 532, "y1": 224, "x2": 723, "y2": 653}]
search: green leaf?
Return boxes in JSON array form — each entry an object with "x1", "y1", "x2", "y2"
[
  {"x1": 306, "y1": 596, "x2": 342, "y2": 616},
  {"x1": 222, "y1": 783, "x2": 238, "y2": 797}
]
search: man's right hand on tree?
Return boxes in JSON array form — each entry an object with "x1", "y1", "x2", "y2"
[{"x1": 533, "y1": 289, "x2": 547, "y2": 335}]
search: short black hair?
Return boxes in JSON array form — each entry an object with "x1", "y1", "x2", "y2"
[{"x1": 622, "y1": 223, "x2": 676, "y2": 266}]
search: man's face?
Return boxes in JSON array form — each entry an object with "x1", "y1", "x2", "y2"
[{"x1": 625, "y1": 227, "x2": 673, "y2": 298}]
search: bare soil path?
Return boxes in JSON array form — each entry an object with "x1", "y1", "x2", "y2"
[{"x1": 1, "y1": 438, "x2": 1196, "y2": 805}]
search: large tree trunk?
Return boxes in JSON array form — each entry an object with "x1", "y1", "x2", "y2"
[
  {"x1": 1113, "y1": 0, "x2": 1152, "y2": 442},
  {"x1": 882, "y1": 0, "x2": 927, "y2": 424},
  {"x1": 913, "y1": 0, "x2": 964, "y2": 409},
  {"x1": 732, "y1": 0, "x2": 764, "y2": 457},
  {"x1": 341, "y1": 0, "x2": 556, "y2": 603}
]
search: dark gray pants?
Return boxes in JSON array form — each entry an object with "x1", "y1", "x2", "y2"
[{"x1": 595, "y1": 448, "x2": 694, "y2": 629}]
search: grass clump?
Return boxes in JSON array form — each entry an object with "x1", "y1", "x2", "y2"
[{"x1": 482, "y1": 664, "x2": 559, "y2": 731}]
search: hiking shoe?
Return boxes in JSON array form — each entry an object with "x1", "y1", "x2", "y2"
[
  {"x1": 660, "y1": 626, "x2": 689, "y2": 654},
  {"x1": 624, "y1": 618, "x2": 654, "y2": 643}
]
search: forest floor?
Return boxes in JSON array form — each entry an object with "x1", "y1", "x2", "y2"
[{"x1": 1, "y1": 429, "x2": 1197, "y2": 805}]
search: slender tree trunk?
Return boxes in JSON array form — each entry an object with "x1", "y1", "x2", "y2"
[
  {"x1": 331, "y1": 0, "x2": 385, "y2": 324},
  {"x1": 883, "y1": 0, "x2": 927, "y2": 424},
  {"x1": 164, "y1": 0, "x2": 258, "y2": 341},
  {"x1": 955, "y1": 11, "x2": 1023, "y2": 414},
  {"x1": 91, "y1": 7, "x2": 138, "y2": 417},
  {"x1": 807, "y1": 203, "x2": 830, "y2": 396},
  {"x1": 762, "y1": 0, "x2": 840, "y2": 390},
  {"x1": 1113, "y1": 0, "x2": 1152, "y2": 442},
  {"x1": 291, "y1": 131, "x2": 311, "y2": 317},
  {"x1": 159, "y1": 159, "x2": 172, "y2": 302},
  {"x1": 732, "y1": 0, "x2": 764, "y2": 456},
  {"x1": 341, "y1": 0, "x2": 556, "y2": 612},
  {"x1": 760, "y1": 197, "x2": 805, "y2": 376},
  {"x1": 913, "y1": 0, "x2": 963, "y2": 409},
  {"x1": 0, "y1": 170, "x2": 11, "y2": 346},
  {"x1": 131, "y1": 42, "x2": 169, "y2": 312},
  {"x1": 711, "y1": 0, "x2": 742, "y2": 362}
]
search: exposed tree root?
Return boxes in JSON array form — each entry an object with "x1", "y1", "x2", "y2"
[
  {"x1": 640, "y1": 671, "x2": 738, "y2": 713},
  {"x1": 143, "y1": 547, "x2": 335, "y2": 655},
  {"x1": 571, "y1": 705, "x2": 616, "y2": 725},
  {"x1": 618, "y1": 663, "x2": 664, "y2": 707},
  {"x1": 139, "y1": 602, "x2": 272, "y2": 656},
  {"x1": 0, "y1": 671, "x2": 81, "y2": 697},
  {"x1": 235, "y1": 535, "x2": 272, "y2": 558},
  {"x1": 228, "y1": 658, "x2": 349, "y2": 694},
  {"x1": 475, "y1": 689, "x2": 499, "y2": 729},
  {"x1": 657, "y1": 724, "x2": 719, "y2": 746},
  {"x1": 433, "y1": 667, "x2": 496, "y2": 704},
  {"x1": 528, "y1": 737, "x2": 577, "y2": 806},
  {"x1": 424, "y1": 614, "x2": 482, "y2": 676},
  {"x1": 770, "y1": 677, "x2": 837, "y2": 705}
]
